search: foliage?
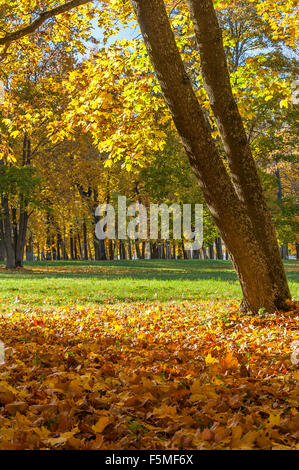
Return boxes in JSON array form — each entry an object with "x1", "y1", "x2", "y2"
[
  {"x1": 0, "y1": 0, "x2": 298, "y2": 252},
  {"x1": 0, "y1": 297, "x2": 298, "y2": 450},
  {"x1": 0, "y1": 165, "x2": 40, "y2": 203}
]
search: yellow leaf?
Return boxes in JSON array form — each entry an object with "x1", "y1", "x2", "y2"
[
  {"x1": 205, "y1": 353, "x2": 218, "y2": 365},
  {"x1": 153, "y1": 404, "x2": 177, "y2": 419},
  {"x1": 92, "y1": 416, "x2": 110, "y2": 433},
  {"x1": 267, "y1": 412, "x2": 280, "y2": 428},
  {"x1": 222, "y1": 352, "x2": 239, "y2": 369},
  {"x1": 280, "y1": 98, "x2": 288, "y2": 108},
  {"x1": 190, "y1": 379, "x2": 201, "y2": 395},
  {"x1": 293, "y1": 371, "x2": 299, "y2": 381}
]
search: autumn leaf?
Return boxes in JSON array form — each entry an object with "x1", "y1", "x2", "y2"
[{"x1": 92, "y1": 416, "x2": 110, "y2": 434}]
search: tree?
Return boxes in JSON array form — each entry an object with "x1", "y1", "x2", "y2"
[
  {"x1": 127, "y1": 0, "x2": 291, "y2": 313},
  {"x1": 0, "y1": 158, "x2": 40, "y2": 268}
]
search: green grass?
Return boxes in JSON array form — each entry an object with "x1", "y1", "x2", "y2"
[{"x1": 0, "y1": 259, "x2": 298, "y2": 307}]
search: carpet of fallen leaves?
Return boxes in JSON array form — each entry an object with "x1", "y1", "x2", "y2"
[{"x1": 0, "y1": 300, "x2": 298, "y2": 450}]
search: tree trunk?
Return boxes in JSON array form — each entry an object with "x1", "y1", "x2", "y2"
[
  {"x1": 142, "y1": 241, "x2": 146, "y2": 259},
  {"x1": 74, "y1": 236, "x2": 78, "y2": 260},
  {"x1": 135, "y1": 240, "x2": 141, "y2": 259},
  {"x1": 215, "y1": 237, "x2": 223, "y2": 260},
  {"x1": 119, "y1": 240, "x2": 126, "y2": 260},
  {"x1": 83, "y1": 221, "x2": 88, "y2": 260},
  {"x1": 181, "y1": 241, "x2": 188, "y2": 259},
  {"x1": 171, "y1": 242, "x2": 176, "y2": 259},
  {"x1": 93, "y1": 190, "x2": 106, "y2": 260},
  {"x1": 56, "y1": 230, "x2": 62, "y2": 260},
  {"x1": 70, "y1": 228, "x2": 74, "y2": 260},
  {"x1": 187, "y1": 0, "x2": 290, "y2": 307},
  {"x1": 166, "y1": 240, "x2": 171, "y2": 259},
  {"x1": 15, "y1": 134, "x2": 30, "y2": 267},
  {"x1": 108, "y1": 239, "x2": 114, "y2": 260},
  {"x1": 0, "y1": 195, "x2": 15, "y2": 268},
  {"x1": 141, "y1": 241, "x2": 148, "y2": 259},
  {"x1": 15, "y1": 205, "x2": 28, "y2": 267},
  {"x1": 129, "y1": 0, "x2": 290, "y2": 313},
  {"x1": 280, "y1": 245, "x2": 289, "y2": 260},
  {"x1": 0, "y1": 235, "x2": 5, "y2": 261},
  {"x1": 128, "y1": 239, "x2": 132, "y2": 260}
]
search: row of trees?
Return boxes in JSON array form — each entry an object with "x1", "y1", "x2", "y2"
[{"x1": 0, "y1": 126, "x2": 296, "y2": 265}]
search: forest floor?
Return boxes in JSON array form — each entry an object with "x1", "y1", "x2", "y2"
[{"x1": 0, "y1": 260, "x2": 298, "y2": 450}]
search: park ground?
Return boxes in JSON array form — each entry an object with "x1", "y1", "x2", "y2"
[
  {"x1": 0, "y1": 260, "x2": 298, "y2": 450},
  {"x1": 0, "y1": 259, "x2": 298, "y2": 306}
]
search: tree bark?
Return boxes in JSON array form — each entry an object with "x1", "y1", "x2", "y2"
[
  {"x1": 129, "y1": 0, "x2": 288, "y2": 313},
  {"x1": 0, "y1": 234, "x2": 5, "y2": 261},
  {"x1": 15, "y1": 204, "x2": 28, "y2": 267},
  {"x1": 135, "y1": 241, "x2": 141, "y2": 259},
  {"x1": 0, "y1": 195, "x2": 15, "y2": 268},
  {"x1": 215, "y1": 237, "x2": 223, "y2": 259},
  {"x1": 280, "y1": 245, "x2": 289, "y2": 260},
  {"x1": 70, "y1": 228, "x2": 74, "y2": 260},
  {"x1": 141, "y1": 241, "x2": 146, "y2": 259},
  {"x1": 56, "y1": 230, "x2": 62, "y2": 260},
  {"x1": 187, "y1": 0, "x2": 290, "y2": 307},
  {"x1": 83, "y1": 221, "x2": 88, "y2": 260},
  {"x1": 93, "y1": 190, "x2": 106, "y2": 260}
]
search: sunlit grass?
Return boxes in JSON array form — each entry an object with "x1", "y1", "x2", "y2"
[{"x1": 0, "y1": 259, "x2": 297, "y2": 307}]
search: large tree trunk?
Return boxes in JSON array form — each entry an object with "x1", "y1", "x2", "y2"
[
  {"x1": 129, "y1": 0, "x2": 290, "y2": 313},
  {"x1": 187, "y1": 0, "x2": 290, "y2": 307}
]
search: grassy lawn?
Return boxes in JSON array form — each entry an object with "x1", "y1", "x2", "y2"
[{"x1": 0, "y1": 259, "x2": 298, "y2": 307}]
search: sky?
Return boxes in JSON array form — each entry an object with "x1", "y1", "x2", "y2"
[{"x1": 91, "y1": 19, "x2": 140, "y2": 47}]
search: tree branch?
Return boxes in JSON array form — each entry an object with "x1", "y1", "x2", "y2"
[{"x1": 0, "y1": 0, "x2": 94, "y2": 46}]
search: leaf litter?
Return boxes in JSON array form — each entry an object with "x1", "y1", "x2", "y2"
[{"x1": 0, "y1": 300, "x2": 298, "y2": 450}]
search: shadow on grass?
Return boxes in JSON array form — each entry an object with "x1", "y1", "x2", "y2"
[
  {"x1": 0, "y1": 259, "x2": 238, "y2": 283},
  {"x1": 0, "y1": 259, "x2": 297, "y2": 283}
]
